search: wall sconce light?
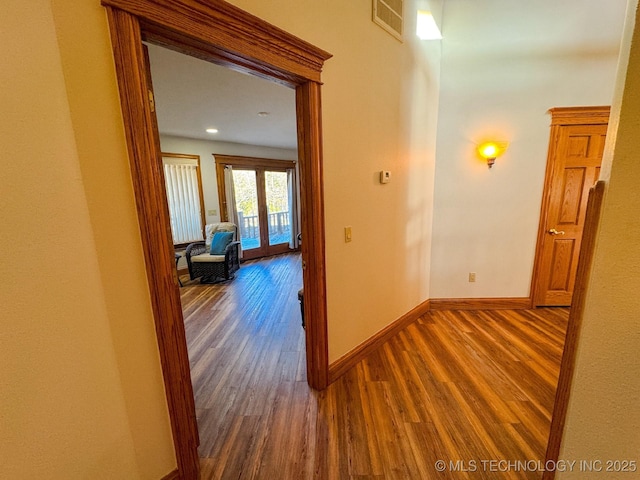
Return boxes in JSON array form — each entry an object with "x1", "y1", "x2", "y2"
[{"x1": 477, "y1": 141, "x2": 508, "y2": 168}]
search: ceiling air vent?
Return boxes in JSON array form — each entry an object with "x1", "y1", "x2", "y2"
[{"x1": 373, "y1": 0, "x2": 403, "y2": 42}]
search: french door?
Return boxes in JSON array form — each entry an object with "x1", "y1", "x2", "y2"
[
  {"x1": 231, "y1": 167, "x2": 292, "y2": 259},
  {"x1": 215, "y1": 155, "x2": 299, "y2": 261}
]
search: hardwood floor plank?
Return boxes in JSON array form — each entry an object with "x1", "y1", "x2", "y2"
[{"x1": 179, "y1": 254, "x2": 569, "y2": 479}]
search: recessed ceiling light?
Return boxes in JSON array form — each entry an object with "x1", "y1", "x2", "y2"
[
  {"x1": 205, "y1": 128, "x2": 219, "y2": 134},
  {"x1": 257, "y1": 112, "x2": 270, "y2": 117}
]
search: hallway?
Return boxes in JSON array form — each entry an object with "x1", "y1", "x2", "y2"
[{"x1": 180, "y1": 254, "x2": 568, "y2": 479}]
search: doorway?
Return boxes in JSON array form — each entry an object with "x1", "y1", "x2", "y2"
[
  {"x1": 531, "y1": 106, "x2": 610, "y2": 307},
  {"x1": 231, "y1": 167, "x2": 292, "y2": 258},
  {"x1": 103, "y1": 1, "x2": 332, "y2": 477},
  {"x1": 215, "y1": 154, "x2": 300, "y2": 260},
  {"x1": 149, "y1": 43, "x2": 306, "y2": 467}
]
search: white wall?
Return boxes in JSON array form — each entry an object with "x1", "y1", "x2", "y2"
[
  {"x1": 226, "y1": 0, "x2": 441, "y2": 361},
  {"x1": 558, "y1": 1, "x2": 640, "y2": 476},
  {"x1": 160, "y1": 135, "x2": 297, "y2": 224},
  {"x1": 430, "y1": 0, "x2": 627, "y2": 298}
]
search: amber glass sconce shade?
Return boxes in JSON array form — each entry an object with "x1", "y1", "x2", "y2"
[{"x1": 477, "y1": 141, "x2": 508, "y2": 168}]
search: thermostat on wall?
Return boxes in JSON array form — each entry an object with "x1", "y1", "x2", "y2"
[{"x1": 380, "y1": 170, "x2": 391, "y2": 184}]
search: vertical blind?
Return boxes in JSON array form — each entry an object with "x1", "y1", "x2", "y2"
[{"x1": 163, "y1": 159, "x2": 204, "y2": 244}]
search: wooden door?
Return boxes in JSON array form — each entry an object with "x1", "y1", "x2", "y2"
[{"x1": 532, "y1": 107, "x2": 609, "y2": 306}]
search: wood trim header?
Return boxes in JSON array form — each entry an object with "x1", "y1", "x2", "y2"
[
  {"x1": 214, "y1": 153, "x2": 296, "y2": 170},
  {"x1": 101, "y1": 0, "x2": 332, "y2": 85},
  {"x1": 548, "y1": 106, "x2": 610, "y2": 126},
  {"x1": 161, "y1": 151, "x2": 200, "y2": 161}
]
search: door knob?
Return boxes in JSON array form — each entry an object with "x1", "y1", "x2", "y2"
[{"x1": 548, "y1": 228, "x2": 565, "y2": 235}]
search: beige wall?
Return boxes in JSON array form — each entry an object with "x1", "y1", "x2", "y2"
[
  {"x1": 0, "y1": 0, "x2": 175, "y2": 479},
  {"x1": 0, "y1": 0, "x2": 174, "y2": 478},
  {"x1": 558, "y1": 1, "x2": 640, "y2": 476},
  {"x1": 160, "y1": 135, "x2": 297, "y2": 225},
  {"x1": 430, "y1": 0, "x2": 627, "y2": 298},
  {"x1": 226, "y1": 0, "x2": 442, "y2": 361},
  {"x1": 2, "y1": 0, "x2": 440, "y2": 475},
  {"x1": 50, "y1": 0, "x2": 177, "y2": 477}
]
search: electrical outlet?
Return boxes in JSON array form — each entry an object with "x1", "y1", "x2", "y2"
[
  {"x1": 344, "y1": 226, "x2": 352, "y2": 243},
  {"x1": 469, "y1": 272, "x2": 476, "y2": 282},
  {"x1": 207, "y1": 209, "x2": 217, "y2": 216}
]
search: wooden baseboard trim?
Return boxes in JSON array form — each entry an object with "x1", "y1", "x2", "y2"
[
  {"x1": 429, "y1": 297, "x2": 532, "y2": 310},
  {"x1": 160, "y1": 469, "x2": 179, "y2": 480},
  {"x1": 328, "y1": 299, "x2": 431, "y2": 383}
]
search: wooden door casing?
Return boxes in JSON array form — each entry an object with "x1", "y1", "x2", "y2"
[
  {"x1": 104, "y1": 1, "x2": 332, "y2": 477},
  {"x1": 542, "y1": 181, "x2": 606, "y2": 479},
  {"x1": 532, "y1": 107, "x2": 609, "y2": 307}
]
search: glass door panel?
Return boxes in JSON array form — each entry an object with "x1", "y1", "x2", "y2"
[
  {"x1": 265, "y1": 171, "x2": 291, "y2": 246},
  {"x1": 232, "y1": 169, "x2": 261, "y2": 251}
]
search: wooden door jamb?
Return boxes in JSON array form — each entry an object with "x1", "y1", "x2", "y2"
[{"x1": 103, "y1": 1, "x2": 332, "y2": 478}]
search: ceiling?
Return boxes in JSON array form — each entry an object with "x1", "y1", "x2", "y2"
[
  {"x1": 146, "y1": 0, "x2": 627, "y2": 153},
  {"x1": 147, "y1": 43, "x2": 298, "y2": 150}
]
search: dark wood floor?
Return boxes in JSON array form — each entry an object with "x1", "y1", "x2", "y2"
[{"x1": 179, "y1": 253, "x2": 569, "y2": 479}]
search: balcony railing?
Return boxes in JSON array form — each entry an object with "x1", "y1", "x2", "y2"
[{"x1": 237, "y1": 211, "x2": 291, "y2": 249}]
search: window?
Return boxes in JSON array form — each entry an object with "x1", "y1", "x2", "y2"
[{"x1": 162, "y1": 153, "x2": 205, "y2": 245}]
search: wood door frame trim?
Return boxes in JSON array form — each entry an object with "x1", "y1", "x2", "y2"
[
  {"x1": 530, "y1": 106, "x2": 610, "y2": 306},
  {"x1": 542, "y1": 181, "x2": 606, "y2": 480},
  {"x1": 106, "y1": 10, "x2": 200, "y2": 478},
  {"x1": 549, "y1": 105, "x2": 611, "y2": 126},
  {"x1": 214, "y1": 154, "x2": 296, "y2": 170},
  {"x1": 103, "y1": 0, "x2": 330, "y2": 85},
  {"x1": 215, "y1": 161, "x2": 227, "y2": 221},
  {"x1": 103, "y1": 1, "x2": 331, "y2": 478}
]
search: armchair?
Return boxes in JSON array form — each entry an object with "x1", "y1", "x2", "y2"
[{"x1": 185, "y1": 222, "x2": 240, "y2": 283}]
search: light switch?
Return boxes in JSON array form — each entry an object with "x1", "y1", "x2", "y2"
[
  {"x1": 207, "y1": 209, "x2": 217, "y2": 216},
  {"x1": 344, "y1": 226, "x2": 352, "y2": 243}
]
